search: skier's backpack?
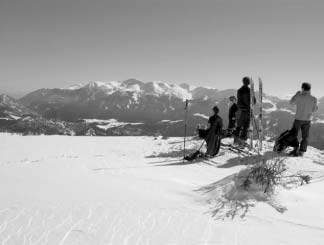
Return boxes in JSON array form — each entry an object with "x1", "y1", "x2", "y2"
[
  {"x1": 273, "y1": 129, "x2": 299, "y2": 153},
  {"x1": 198, "y1": 128, "x2": 227, "y2": 139},
  {"x1": 198, "y1": 128, "x2": 209, "y2": 139}
]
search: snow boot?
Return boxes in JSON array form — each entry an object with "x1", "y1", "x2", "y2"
[
  {"x1": 184, "y1": 150, "x2": 201, "y2": 161},
  {"x1": 289, "y1": 148, "x2": 303, "y2": 157},
  {"x1": 238, "y1": 139, "x2": 249, "y2": 149},
  {"x1": 233, "y1": 135, "x2": 239, "y2": 145}
]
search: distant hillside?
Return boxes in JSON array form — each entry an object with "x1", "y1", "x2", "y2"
[{"x1": 1, "y1": 79, "x2": 324, "y2": 149}]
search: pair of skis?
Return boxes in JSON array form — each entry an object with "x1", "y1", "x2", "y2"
[
  {"x1": 221, "y1": 143, "x2": 253, "y2": 156},
  {"x1": 249, "y1": 78, "x2": 263, "y2": 152},
  {"x1": 183, "y1": 78, "x2": 264, "y2": 158}
]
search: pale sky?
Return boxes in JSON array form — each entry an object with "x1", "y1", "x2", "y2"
[{"x1": 1, "y1": 0, "x2": 324, "y2": 97}]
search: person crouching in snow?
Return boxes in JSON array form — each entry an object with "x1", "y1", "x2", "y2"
[
  {"x1": 205, "y1": 106, "x2": 223, "y2": 157},
  {"x1": 289, "y1": 82, "x2": 318, "y2": 157}
]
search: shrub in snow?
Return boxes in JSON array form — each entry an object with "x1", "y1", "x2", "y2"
[{"x1": 241, "y1": 157, "x2": 311, "y2": 193}]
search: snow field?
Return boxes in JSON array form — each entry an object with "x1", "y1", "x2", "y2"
[{"x1": 0, "y1": 134, "x2": 324, "y2": 244}]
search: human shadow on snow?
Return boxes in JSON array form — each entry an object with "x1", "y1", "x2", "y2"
[
  {"x1": 195, "y1": 169, "x2": 288, "y2": 220},
  {"x1": 146, "y1": 148, "x2": 279, "y2": 169},
  {"x1": 148, "y1": 155, "x2": 218, "y2": 167},
  {"x1": 146, "y1": 149, "x2": 188, "y2": 159},
  {"x1": 217, "y1": 151, "x2": 280, "y2": 168},
  {"x1": 147, "y1": 150, "x2": 222, "y2": 167},
  {"x1": 146, "y1": 143, "x2": 289, "y2": 219},
  {"x1": 146, "y1": 140, "x2": 205, "y2": 159}
]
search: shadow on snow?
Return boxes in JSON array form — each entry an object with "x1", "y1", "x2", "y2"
[
  {"x1": 145, "y1": 141, "x2": 289, "y2": 219},
  {"x1": 217, "y1": 151, "x2": 280, "y2": 168},
  {"x1": 195, "y1": 168, "x2": 288, "y2": 220}
]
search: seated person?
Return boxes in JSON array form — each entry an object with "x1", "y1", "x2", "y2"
[{"x1": 198, "y1": 106, "x2": 223, "y2": 157}]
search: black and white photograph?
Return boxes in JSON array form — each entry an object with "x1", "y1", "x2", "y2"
[{"x1": 1, "y1": 0, "x2": 324, "y2": 244}]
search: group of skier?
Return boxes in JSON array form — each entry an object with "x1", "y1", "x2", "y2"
[{"x1": 199, "y1": 76, "x2": 318, "y2": 158}]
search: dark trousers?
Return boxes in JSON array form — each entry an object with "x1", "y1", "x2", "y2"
[
  {"x1": 291, "y1": 120, "x2": 311, "y2": 152},
  {"x1": 234, "y1": 109, "x2": 250, "y2": 140},
  {"x1": 228, "y1": 119, "x2": 236, "y2": 130}
]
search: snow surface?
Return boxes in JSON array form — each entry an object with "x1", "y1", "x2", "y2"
[
  {"x1": 193, "y1": 113, "x2": 209, "y2": 120},
  {"x1": 65, "y1": 84, "x2": 85, "y2": 90},
  {"x1": 65, "y1": 80, "x2": 193, "y2": 101},
  {"x1": 313, "y1": 118, "x2": 324, "y2": 124},
  {"x1": 150, "y1": 81, "x2": 192, "y2": 101},
  {"x1": 160, "y1": 120, "x2": 183, "y2": 124},
  {"x1": 0, "y1": 114, "x2": 21, "y2": 121},
  {"x1": 0, "y1": 115, "x2": 22, "y2": 120},
  {"x1": 0, "y1": 134, "x2": 324, "y2": 244},
  {"x1": 61, "y1": 80, "x2": 297, "y2": 105},
  {"x1": 9, "y1": 115, "x2": 21, "y2": 120},
  {"x1": 277, "y1": 93, "x2": 295, "y2": 100},
  {"x1": 278, "y1": 108, "x2": 295, "y2": 115},
  {"x1": 263, "y1": 98, "x2": 278, "y2": 112},
  {"x1": 83, "y1": 119, "x2": 143, "y2": 129}
]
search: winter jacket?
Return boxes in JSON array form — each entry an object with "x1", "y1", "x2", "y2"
[
  {"x1": 237, "y1": 85, "x2": 256, "y2": 110},
  {"x1": 290, "y1": 91, "x2": 318, "y2": 121},
  {"x1": 228, "y1": 103, "x2": 238, "y2": 121},
  {"x1": 208, "y1": 115, "x2": 223, "y2": 135}
]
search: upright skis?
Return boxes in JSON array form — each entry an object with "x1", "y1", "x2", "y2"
[
  {"x1": 258, "y1": 78, "x2": 263, "y2": 151},
  {"x1": 249, "y1": 78, "x2": 255, "y2": 149},
  {"x1": 249, "y1": 77, "x2": 263, "y2": 152}
]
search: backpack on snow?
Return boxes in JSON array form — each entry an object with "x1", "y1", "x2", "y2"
[{"x1": 273, "y1": 129, "x2": 299, "y2": 153}]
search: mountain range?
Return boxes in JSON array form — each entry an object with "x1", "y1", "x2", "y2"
[{"x1": 1, "y1": 79, "x2": 324, "y2": 149}]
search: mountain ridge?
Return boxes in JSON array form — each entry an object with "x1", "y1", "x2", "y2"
[{"x1": 1, "y1": 79, "x2": 324, "y2": 149}]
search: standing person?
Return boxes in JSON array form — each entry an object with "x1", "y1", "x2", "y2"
[
  {"x1": 227, "y1": 96, "x2": 238, "y2": 136},
  {"x1": 234, "y1": 77, "x2": 256, "y2": 146},
  {"x1": 289, "y1": 83, "x2": 318, "y2": 156},
  {"x1": 205, "y1": 106, "x2": 223, "y2": 157}
]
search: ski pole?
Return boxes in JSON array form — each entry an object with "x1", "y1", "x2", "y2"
[
  {"x1": 183, "y1": 99, "x2": 189, "y2": 162},
  {"x1": 197, "y1": 140, "x2": 206, "y2": 151}
]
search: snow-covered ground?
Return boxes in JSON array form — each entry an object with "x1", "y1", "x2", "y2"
[
  {"x1": 83, "y1": 119, "x2": 144, "y2": 130},
  {"x1": 160, "y1": 120, "x2": 183, "y2": 124},
  {"x1": 193, "y1": 113, "x2": 209, "y2": 120},
  {"x1": 0, "y1": 134, "x2": 324, "y2": 244}
]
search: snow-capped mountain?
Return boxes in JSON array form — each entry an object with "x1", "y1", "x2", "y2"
[
  {"x1": 15, "y1": 78, "x2": 305, "y2": 127},
  {"x1": 65, "y1": 79, "x2": 192, "y2": 100},
  {"x1": 19, "y1": 79, "x2": 222, "y2": 124},
  {"x1": 2, "y1": 79, "x2": 324, "y2": 149}
]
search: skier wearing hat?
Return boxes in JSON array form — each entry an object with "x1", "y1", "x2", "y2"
[{"x1": 227, "y1": 96, "x2": 238, "y2": 136}]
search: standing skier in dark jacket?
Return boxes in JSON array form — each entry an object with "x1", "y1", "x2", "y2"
[
  {"x1": 227, "y1": 96, "x2": 238, "y2": 136},
  {"x1": 234, "y1": 77, "x2": 256, "y2": 146}
]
